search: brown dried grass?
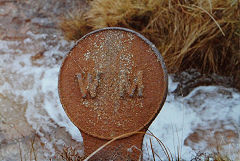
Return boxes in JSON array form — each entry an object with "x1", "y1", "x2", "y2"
[{"x1": 59, "y1": 0, "x2": 240, "y2": 78}]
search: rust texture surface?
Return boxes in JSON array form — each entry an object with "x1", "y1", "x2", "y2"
[
  {"x1": 58, "y1": 27, "x2": 168, "y2": 140},
  {"x1": 81, "y1": 131, "x2": 145, "y2": 160}
]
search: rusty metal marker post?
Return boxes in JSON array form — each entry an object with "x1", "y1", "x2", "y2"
[{"x1": 58, "y1": 27, "x2": 168, "y2": 160}]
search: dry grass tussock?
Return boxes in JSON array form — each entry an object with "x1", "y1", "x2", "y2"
[{"x1": 60, "y1": 0, "x2": 240, "y2": 79}]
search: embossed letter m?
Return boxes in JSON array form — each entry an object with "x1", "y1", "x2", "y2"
[{"x1": 119, "y1": 71, "x2": 144, "y2": 97}]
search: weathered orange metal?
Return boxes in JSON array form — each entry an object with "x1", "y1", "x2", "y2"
[{"x1": 58, "y1": 27, "x2": 168, "y2": 160}]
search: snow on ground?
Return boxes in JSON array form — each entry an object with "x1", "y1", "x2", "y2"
[
  {"x1": 0, "y1": 31, "x2": 83, "y2": 158},
  {"x1": 143, "y1": 76, "x2": 240, "y2": 160},
  {"x1": 0, "y1": 19, "x2": 239, "y2": 161},
  {"x1": 1, "y1": 0, "x2": 239, "y2": 160}
]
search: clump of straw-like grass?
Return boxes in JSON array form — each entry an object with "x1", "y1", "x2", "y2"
[
  {"x1": 60, "y1": 10, "x2": 91, "y2": 41},
  {"x1": 59, "y1": 146, "x2": 84, "y2": 161},
  {"x1": 59, "y1": 0, "x2": 240, "y2": 82},
  {"x1": 191, "y1": 152, "x2": 233, "y2": 161}
]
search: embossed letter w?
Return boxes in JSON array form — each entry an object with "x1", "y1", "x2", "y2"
[{"x1": 76, "y1": 72, "x2": 101, "y2": 98}]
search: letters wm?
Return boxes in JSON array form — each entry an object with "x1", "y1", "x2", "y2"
[{"x1": 76, "y1": 71, "x2": 144, "y2": 98}]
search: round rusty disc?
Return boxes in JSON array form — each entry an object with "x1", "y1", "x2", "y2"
[{"x1": 58, "y1": 27, "x2": 168, "y2": 140}]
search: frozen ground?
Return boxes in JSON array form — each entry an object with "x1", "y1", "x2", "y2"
[
  {"x1": 143, "y1": 76, "x2": 240, "y2": 160},
  {"x1": 0, "y1": 0, "x2": 239, "y2": 160}
]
